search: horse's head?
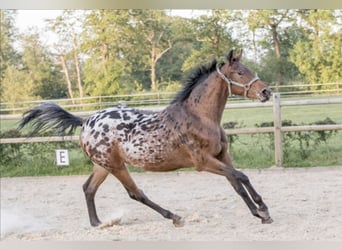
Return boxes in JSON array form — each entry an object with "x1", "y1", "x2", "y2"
[{"x1": 217, "y1": 50, "x2": 271, "y2": 102}]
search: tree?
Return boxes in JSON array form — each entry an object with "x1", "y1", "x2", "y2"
[
  {"x1": 1, "y1": 65, "x2": 35, "y2": 108},
  {"x1": 1, "y1": 10, "x2": 39, "y2": 107},
  {"x1": 246, "y1": 10, "x2": 293, "y2": 87},
  {"x1": 253, "y1": 24, "x2": 305, "y2": 84},
  {"x1": 182, "y1": 10, "x2": 239, "y2": 71},
  {"x1": 81, "y1": 10, "x2": 132, "y2": 96},
  {"x1": 47, "y1": 10, "x2": 85, "y2": 100},
  {"x1": 20, "y1": 30, "x2": 66, "y2": 99},
  {"x1": 289, "y1": 10, "x2": 342, "y2": 88},
  {"x1": 0, "y1": 10, "x2": 20, "y2": 95},
  {"x1": 129, "y1": 10, "x2": 176, "y2": 91}
]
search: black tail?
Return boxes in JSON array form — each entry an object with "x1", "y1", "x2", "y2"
[{"x1": 18, "y1": 102, "x2": 84, "y2": 135}]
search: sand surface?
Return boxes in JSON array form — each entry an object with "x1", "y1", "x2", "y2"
[{"x1": 1, "y1": 167, "x2": 342, "y2": 241}]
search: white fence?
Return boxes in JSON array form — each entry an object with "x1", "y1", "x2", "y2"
[{"x1": 1, "y1": 93, "x2": 342, "y2": 167}]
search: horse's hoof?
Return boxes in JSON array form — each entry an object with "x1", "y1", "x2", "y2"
[
  {"x1": 173, "y1": 217, "x2": 185, "y2": 227},
  {"x1": 257, "y1": 208, "x2": 273, "y2": 224},
  {"x1": 98, "y1": 218, "x2": 121, "y2": 229},
  {"x1": 91, "y1": 221, "x2": 102, "y2": 227},
  {"x1": 261, "y1": 217, "x2": 273, "y2": 224}
]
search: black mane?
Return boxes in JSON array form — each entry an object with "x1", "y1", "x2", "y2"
[{"x1": 171, "y1": 59, "x2": 222, "y2": 104}]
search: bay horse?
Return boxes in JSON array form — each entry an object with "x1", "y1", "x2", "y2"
[{"x1": 18, "y1": 49, "x2": 273, "y2": 227}]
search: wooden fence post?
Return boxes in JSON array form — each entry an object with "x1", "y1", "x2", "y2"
[{"x1": 273, "y1": 92, "x2": 283, "y2": 167}]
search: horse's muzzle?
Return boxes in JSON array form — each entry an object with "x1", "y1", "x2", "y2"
[{"x1": 259, "y1": 87, "x2": 271, "y2": 102}]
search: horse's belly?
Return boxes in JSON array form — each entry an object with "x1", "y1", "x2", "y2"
[{"x1": 121, "y1": 138, "x2": 169, "y2": 166}]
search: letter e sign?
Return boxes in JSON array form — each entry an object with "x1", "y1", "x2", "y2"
[{"x1": 56, "y1": 149, "x2": 70, "y2": 166}]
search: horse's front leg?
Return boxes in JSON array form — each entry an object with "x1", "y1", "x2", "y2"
[
  {"x1": 229, "y1": 171, "x2": 273, "y2": 223},
  {"x1": 230, "y1": 169, "x2": 273, "y2": 224},
  {"x1": 198, "y1": 156, "x2": 273, "y2": 224}
]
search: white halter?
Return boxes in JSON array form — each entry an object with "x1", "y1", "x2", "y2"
[{"x1": 216, "y1": 64, "x2": 259, "y2": 97}]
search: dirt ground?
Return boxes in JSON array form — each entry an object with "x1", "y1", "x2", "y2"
[{"x1": 1, "y1": 167, "x2": 342, "y2": 241}]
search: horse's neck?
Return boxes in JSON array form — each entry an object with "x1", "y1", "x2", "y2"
[{"x1": 185, "y1": 74, "x2": 228, "y2": 124}]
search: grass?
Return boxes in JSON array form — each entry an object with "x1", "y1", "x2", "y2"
[
  {"x1": 221, "y1": 100, "x2": 342, "y2": 168},
  {"x1": 1, "y1": 96, "x2": 341, "y2": 177},
  {"x1": 228, "y1": 132, "x2": 342, "y2": 168},
  {"x1": 0, "y1": 142, "x2": 92, "y2": 177},
  {"x1": 222, "y1": 103, "x2": 342, "y2": 127}
]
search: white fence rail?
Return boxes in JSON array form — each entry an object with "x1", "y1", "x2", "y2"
[{"x1": 1, "y1": 93, "x2": 342, "y2": 167}]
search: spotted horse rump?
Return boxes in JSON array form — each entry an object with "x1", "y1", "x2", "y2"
[{"x1": 18, "y1": 50, "x2": 273, "y2": 228}]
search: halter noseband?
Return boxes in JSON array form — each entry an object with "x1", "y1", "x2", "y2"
[{"x1": 216, "y1": 64, "x2": 260, "y2": 98}]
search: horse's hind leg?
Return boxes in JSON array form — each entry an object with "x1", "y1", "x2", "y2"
[
  {"x1": 83, "y1": 164, "x2": 109, "y2": 227},
  {"x1": 111, "y1": 167, "x2": 184, "y2": 227}
]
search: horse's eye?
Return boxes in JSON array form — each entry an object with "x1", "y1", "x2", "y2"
[{"x1": 238, "y1": 71, "x2": 243, "y2": 75}]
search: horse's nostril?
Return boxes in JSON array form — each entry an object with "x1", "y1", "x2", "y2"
[{"x1": 262, "y1": 88, "x2": 271, "y2": 97}]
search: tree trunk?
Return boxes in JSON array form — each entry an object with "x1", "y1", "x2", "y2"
[
  {"x1": 252, "y1": 29, "x2": 258, "y2": 62},
  {"x1": 101, "y1": 41, "x2": 109, "y2": 70},
  {"x1": 149, "y1": 35, "x2": 172, "y2": 92},
  {"x1": 150, "y1": 41, "x2": 158, "y2": 92},
  {"x1": 59, "y1": 54, "x2": 75, "y2": 104},
  {"x1": 270, "y1": 24, "x2": 284, "y2": 88},
  {"x1": 72, "y1": 33, "x2": 83, "y2": 99}
]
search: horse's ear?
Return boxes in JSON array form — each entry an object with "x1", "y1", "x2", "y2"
[
  {"x1": 227, "y1": 50, "x2": 234, "y2": 65},
  {"x1": 236, "y1": 49, "x2": 243, "y2": 61}
]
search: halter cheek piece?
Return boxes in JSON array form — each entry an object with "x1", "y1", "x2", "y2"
[{"x1": 216, "y1": 64, "x2": 259, "y2": 98}]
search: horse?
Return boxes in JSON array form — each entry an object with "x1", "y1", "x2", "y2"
[{"x1": 18, "y1": 49, "x2": 273, "y2": 227}]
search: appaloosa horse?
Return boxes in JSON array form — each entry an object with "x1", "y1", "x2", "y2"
[{"x1": 19, "y1": 49, "x2": 273, "y2": 227}]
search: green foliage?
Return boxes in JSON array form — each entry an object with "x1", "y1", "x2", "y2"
[
  {"x1": 182, "y1": 10, "x2": 239, "y2": 71},
  {"x1": 222, "y1": 121, "x2": 245, "y2": 149},
  {"x1": 256, "y1": 34, "x2": 303, "y2": 85},
  {"x1": 156, "y1": 36, "x2": 194, "y2": 84},
  {"x1": 254, "y1": 117, "x2": 338, "y2": 160},
  {"x1": 1, "y1": 10, "x2": 341, "y2": 105},
  {"x1": 0, "y1": 129, "x2": 92, "y2": 177},
  {"x1": 246, "y1": 10, "x2": 289, "y2": 84},
  {"x1": 0, "y1": 10, "x2": 20, "y2": 82},
  {"x1": 1, "y1": 65, "x2": 37, "y2": 106},
  {"x1": 289, "y1": 10, "x2": 342, "y2": 85},
  {"x1": 1, "y1": 11, "x2": 67, "y2": 104},
  {"x1": 160, "y1": 81, "x2": 182, "y2": 92},
  {"x1": 0, "y1": 130, "x2": 22, "y2": 166},
  {"x1": 21, "y1": 30, "x2": 67, "y2": 99},
  {"x1": 1, "y1": 30, "x2": 67, "y2": 105},
  {"x1": 81, "y1": 10, "x2": 133, "y2": 96}
]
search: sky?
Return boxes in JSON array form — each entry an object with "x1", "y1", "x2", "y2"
[
  {"x1": 14, "y1": 9, "x2": 207, "y2": 32},
  {"x1": 15, "y1": 10, "x2": 62, "y2": 32},
  {"x1": 14, "y1": 10, "x2": 63, "y2": 49},
  {"x1": 13, "y1": 9, "x2": 208, "y2": 49}
]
